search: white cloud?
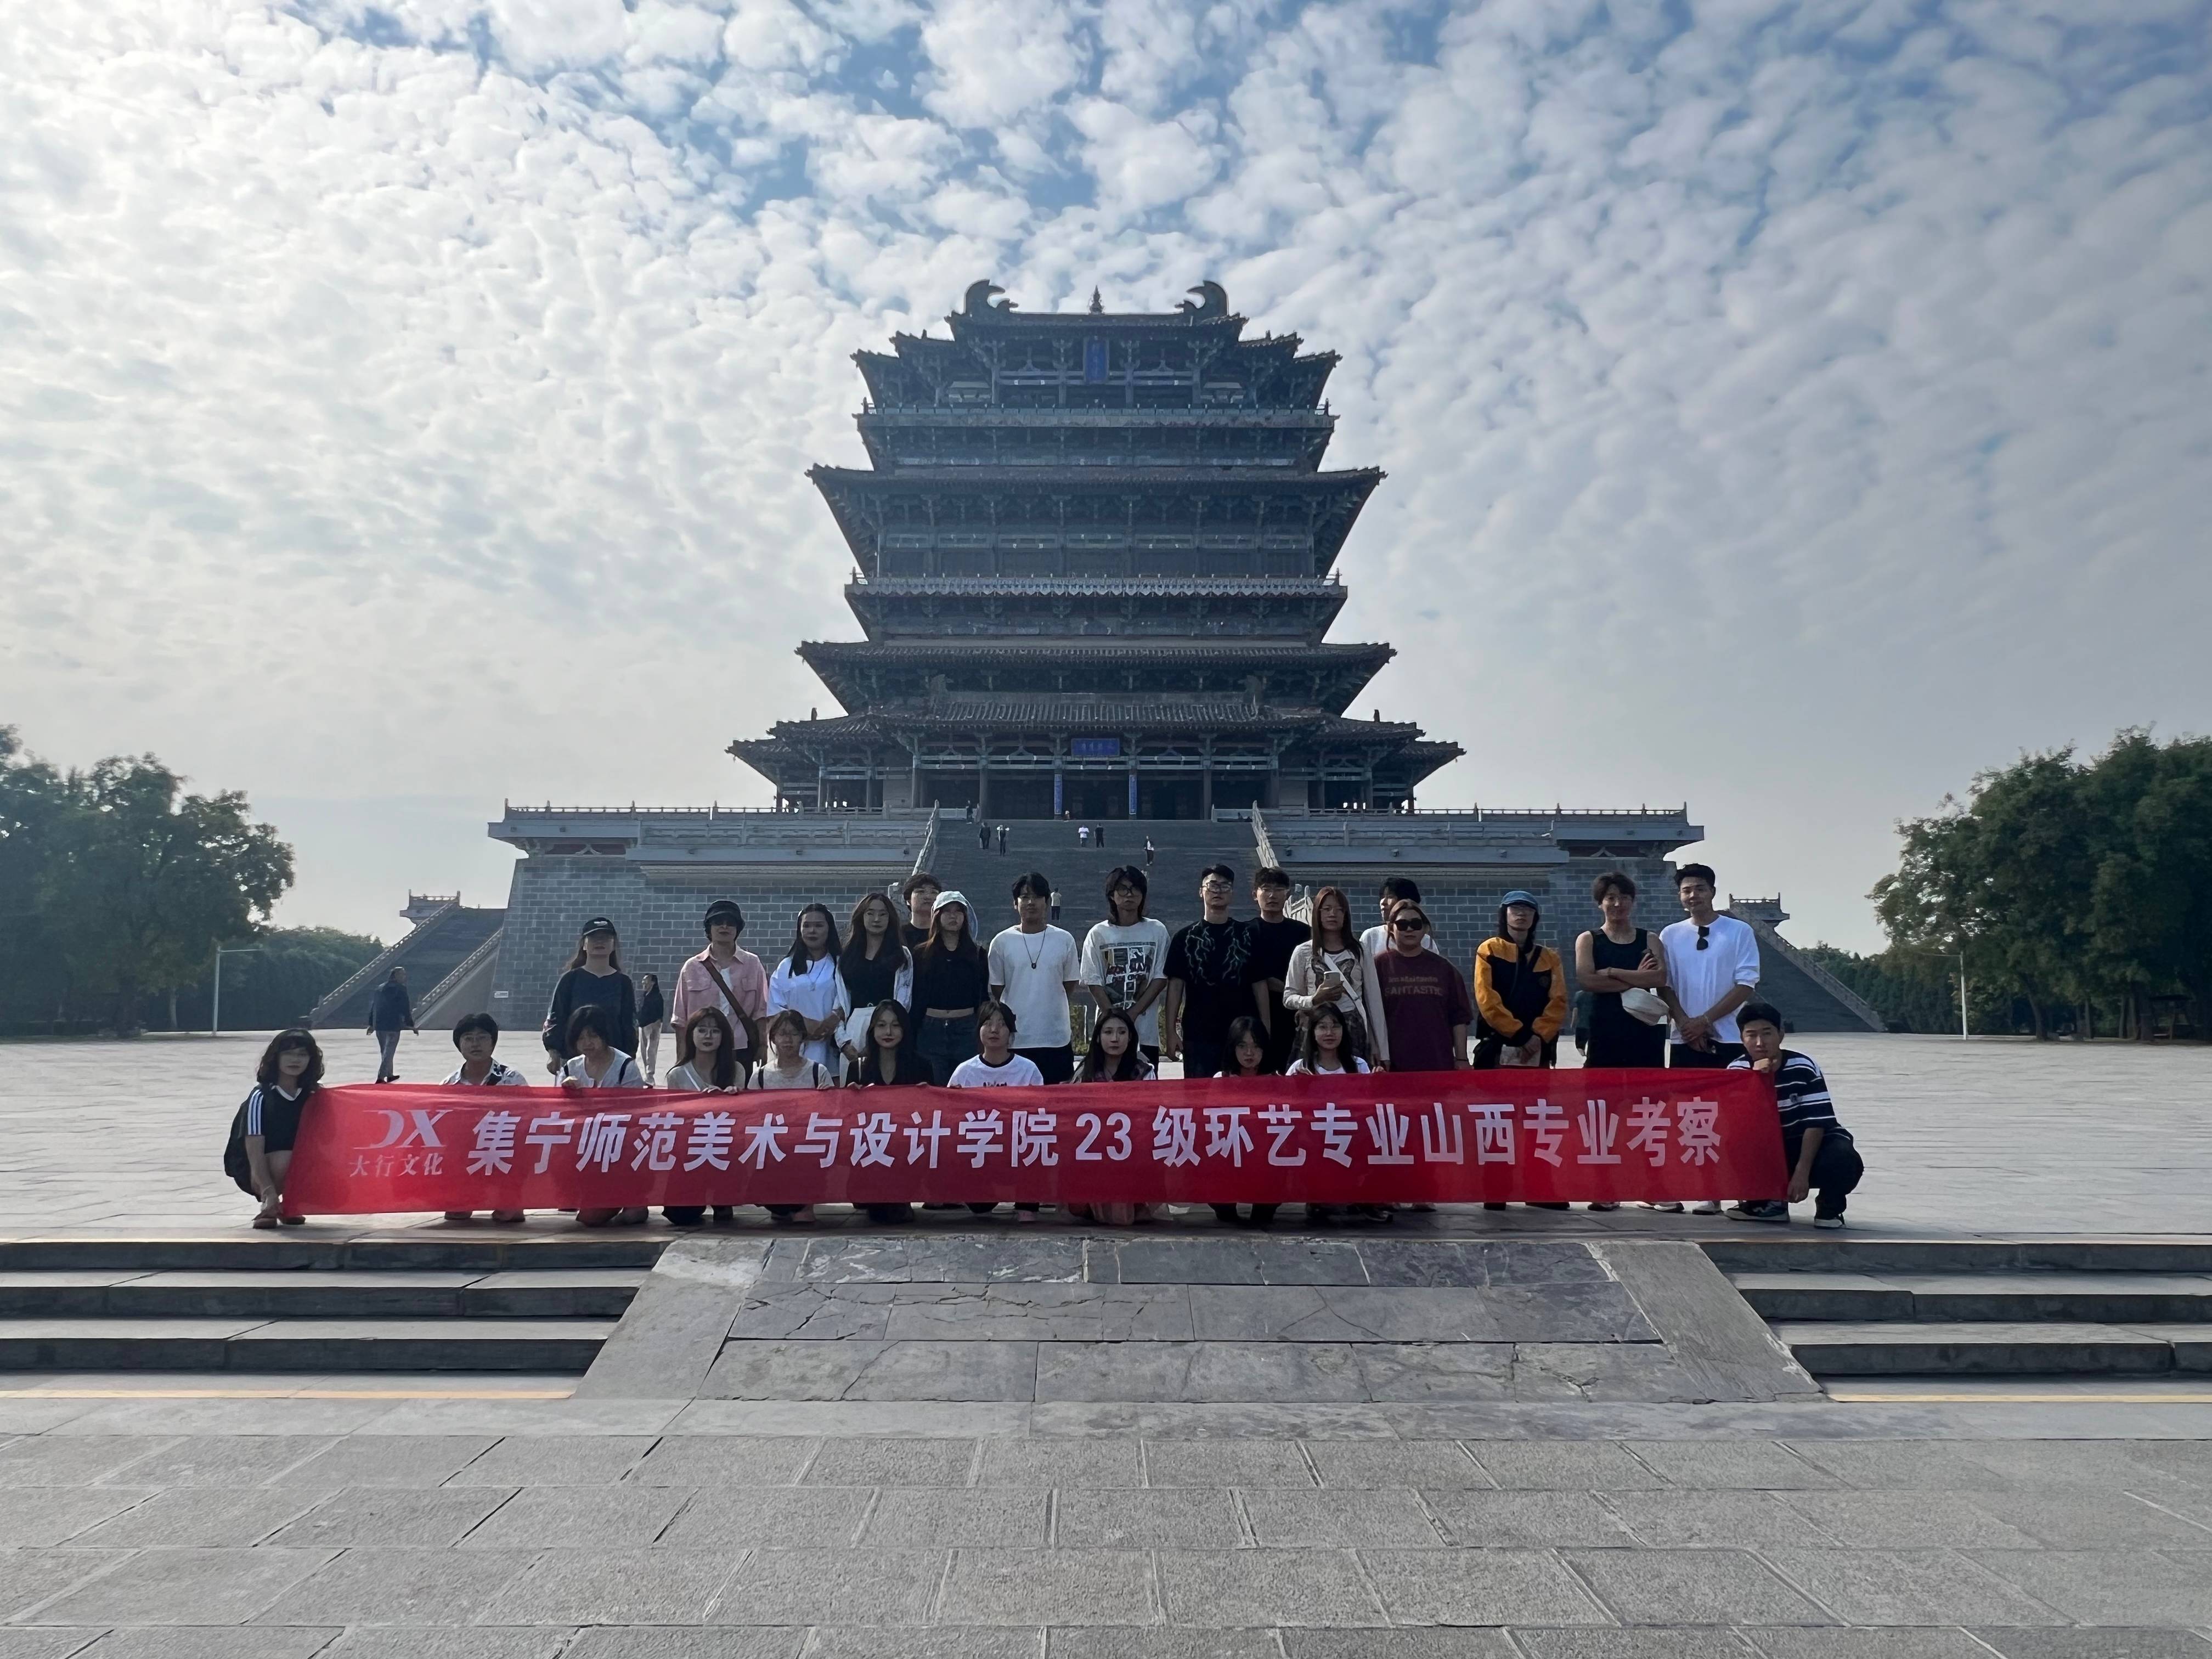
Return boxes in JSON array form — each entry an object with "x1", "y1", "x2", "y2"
[{"x1": 2, "y1": 0, "x2": 2207, "y2": 947}]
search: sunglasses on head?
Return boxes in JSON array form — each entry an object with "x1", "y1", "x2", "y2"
[{"x1": 1696, "y1": 924, "x2": 1710, "y2": 951}]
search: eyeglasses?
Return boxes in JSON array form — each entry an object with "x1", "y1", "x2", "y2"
[{"x1": 1696, "y1": 924, "x2": 1710, "y2": 951}]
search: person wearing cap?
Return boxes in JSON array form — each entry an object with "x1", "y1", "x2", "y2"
[
  {"x1": 912, "y1": 888, "x2": 990, "y2": 1084},
  {"x1": 671, "y1": 900, "x2": 768, "y2": 1083},
  {"x1": 540, "y1": 917, "x2": 640, "y2": 1075},
  {"x1": 1471, "y1": 891, "x2": 1568, "y2": 1069}
]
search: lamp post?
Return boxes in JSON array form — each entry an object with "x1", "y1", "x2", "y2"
[
  {"x1": 1957, "y1": 949, "x2": 1970, "y2": 1040},
  {"x1": 210, "y1": 945, "x2": 261, "y2": 1036}
]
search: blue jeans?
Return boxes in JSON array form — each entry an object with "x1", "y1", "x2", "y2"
[{"x1": 918, "y1": 1013, "x2": 978, "y2": 1084}]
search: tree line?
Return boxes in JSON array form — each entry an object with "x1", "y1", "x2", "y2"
[
  {"x1": 1822, "y1": 730, "x2": 2211, "y2": 1039},
  {"x1": 0, "y1": 726, "x2": 376, "y2": 1035}
]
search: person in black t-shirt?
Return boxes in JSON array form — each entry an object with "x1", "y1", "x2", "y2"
[
  {"x1": 900, "y1": 872, "x2": 941, "y2": 951},
  {"x1": 1164, "y1": 864, "x2": 1267, "y2": 1080},
  {"x1": 1246, "y1": 865, "x2": 1310, "y2": 1071}
]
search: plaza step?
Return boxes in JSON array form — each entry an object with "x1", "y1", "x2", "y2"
[
  {"x1": 0, "y1": 1238, "x2": 661, "y2": 1372},
  {"x1": 1711, "y1": 1240, "x2": 2212, "y2": 1377},
  {"x1": 0, "y1": 1316, "x2": 614, "y2": 1372},
  {"x1": 1772, "y1": 1319, "x2": 2212, "y2": 1376}
]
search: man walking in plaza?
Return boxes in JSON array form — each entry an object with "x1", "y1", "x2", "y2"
[
  {"x1": 987, "y1": 871, "x2": 1084, "y2": 1083},
  {"x1": 366, "y1": 967, "x2": 416, "y2": 1082},
  {"x1": 997, "y1": 822, "x2": 1011, "y2": 855},
  {"x1": 671, "y1": 899, "x2": 769, "y2": 1083},
  {"x1": 1163, "y1": 864, "x2": 1267, "y2": 1080}
]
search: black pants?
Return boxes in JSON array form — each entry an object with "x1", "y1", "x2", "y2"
[
  {"x1": 1585, "y1": 1023, "x2": 1667, "y2": 1069},
  {"x1": 1797, "y1": 1137, "x2": 1865, "y2": 1218},
  {"x1": 1018, "y1": 1045, "x2": 1076, "y2": 1085},
  {"x1": 1182, "y1": 1037, "x2": 1228, "y2": 1082},
  {"x1": 1669, "y1": 1041, "x2": 1746, "y2": 1069}
]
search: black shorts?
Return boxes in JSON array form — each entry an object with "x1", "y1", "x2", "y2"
[
  {"x1": 1017, "y1": 1046, "x2": 1076, "y2": 1086},
  {"x1": 1669, "y1": 1041, "x2": 1746, "y2": 1070},
  {"x1": 249, "y1": 1092, "x2": 306, "y2": 1152}
]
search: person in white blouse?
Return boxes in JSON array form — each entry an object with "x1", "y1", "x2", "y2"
[
  {"x1": 559, "y1": 1005, "x2": 648, "y2": 1228},
  {"x1": 1283, "y1": 884, "x2": 1381, "y2": 1065},
  {"x1": 766, "y1": 903, "x2": 850, "y2": 1077}
]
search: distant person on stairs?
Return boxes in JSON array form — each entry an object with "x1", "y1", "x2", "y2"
[{"x1": 367, "y1": 967, "x2": 416, "y2": 1082}]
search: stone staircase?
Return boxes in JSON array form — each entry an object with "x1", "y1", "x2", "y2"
[
  {"x1": 308, "y1": 904, "x2": 507, "y2": 1031},
  {"x1": 1710, "y1": 1239, "x2": 2212, "y2": 1377},
  {"x1": 0, "y1": 1235, "x2": 665, "y2": 1373}
]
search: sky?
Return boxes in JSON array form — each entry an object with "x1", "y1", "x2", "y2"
[{"x1": 3, "y1": 0, "x2": 2208, "y2": 952}]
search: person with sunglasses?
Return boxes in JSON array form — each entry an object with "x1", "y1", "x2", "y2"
[
  {"x1": 1656, "y1": 864, "x2": 1761, "y2": 1071},
  {"x1": 1369, "y1": 899, "x2": 1472, "y2": 1074}
]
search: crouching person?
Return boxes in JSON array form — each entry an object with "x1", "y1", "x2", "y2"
[
  {"x1": 443, "y1": 1013, "x2": 530, "y2": 1224},
  {"x1": 1728, "y1": 1001, "x2": 1863, "y2": 1228},
  {"x1": 227, "y1": 1029, "x2": 325, "y2": 1229}
]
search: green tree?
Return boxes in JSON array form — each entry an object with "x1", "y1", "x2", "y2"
[
  {"x1": 37, "y1": 754, "x2": 295, "y2": 1034},
  {"x1": 1872, "y1": 730, "x2": 2212, "y2": 1038},
  {"x1": 0, "y1": 728, "x2": 74, "y2": 1028}
]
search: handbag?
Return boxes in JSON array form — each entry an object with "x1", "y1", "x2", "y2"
[{"x1": 697, "y1": 955, "x2": 763, "y2": 1057}]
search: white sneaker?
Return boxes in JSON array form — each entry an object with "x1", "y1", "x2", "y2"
[
  {"x1": 1690, "y1": 1200, "x2": 1722, "y2": 1215},
  {"x1": 1813, "y1": 1215, "x2": 1845, "y2": 1229},
  {"x1": 1645, "y1": 1201, "x2": 1684, "y2": 1213}
]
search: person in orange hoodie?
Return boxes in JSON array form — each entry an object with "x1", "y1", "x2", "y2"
[{"x1": 1471, "y1": 889, "x2": 1573, "y2": 1211}]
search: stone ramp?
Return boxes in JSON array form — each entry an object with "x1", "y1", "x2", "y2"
[{"x1": 582, "y1": 1233, "x2": 1819, "y2": 1408}]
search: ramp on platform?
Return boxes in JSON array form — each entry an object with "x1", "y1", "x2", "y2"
[{"x1": 308, "y1": 902, "x2": 507, "y2": 1031}]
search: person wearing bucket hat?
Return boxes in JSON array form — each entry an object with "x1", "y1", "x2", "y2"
[
  {"x1": 672, "y1": 899, "x2": 768, "y2": 1082},
  {"x1": 912, "y1": 888, "x2": 990, "y2": 1083},
  {"x1": 540, "y1": 916, "x2": 639, "y2": 1075},
  {"x1": 1471, "y1": 891, "x2": 1567, "y2": 1070}
]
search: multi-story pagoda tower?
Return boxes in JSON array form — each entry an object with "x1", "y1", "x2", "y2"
[{"x1": 730, "y1": 279, "x2": 1463, "y2": 819}]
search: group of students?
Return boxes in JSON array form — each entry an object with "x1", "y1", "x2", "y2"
[{"x1": 225, "y1": 857, "x2": 1860, "y2": 1230}]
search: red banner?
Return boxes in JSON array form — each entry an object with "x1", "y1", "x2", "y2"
[{"x1": 280, "y1": 1070, "x2": 1785, "y2": 1214}]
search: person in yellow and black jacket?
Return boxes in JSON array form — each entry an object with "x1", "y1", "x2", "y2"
[{"x1": 1471, "y1": 889, "x2": 1568, "y2": 1069}]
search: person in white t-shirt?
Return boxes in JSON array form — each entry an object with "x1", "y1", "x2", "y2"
[
  {"x1": 1359, "y1": 876, "x2": 1438, "y2": 961},
  {"x1": 1652, "y1": 863, "x2": 1762, "y2": 1215},
  {"x1": 1080, "y1": 865, "x2": 1171, "y2": 1066},
  {"x1": 986, "y1": 871, "x2": 1081, "y2": 1085},
  {"x1": 947, "y1": 999, "x2": 1045, "y2": 1222},
  {"x1": 441, "y1": 1012, "x2": 531, "y2": 1225},
  {"x1": 1656, "y1": 864, "x2": 1762, "y2": 1068}
]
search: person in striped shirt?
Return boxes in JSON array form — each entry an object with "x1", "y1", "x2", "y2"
[{"x1": 1726, "y1": 1001, "x2": 1863, "y2": 1227}]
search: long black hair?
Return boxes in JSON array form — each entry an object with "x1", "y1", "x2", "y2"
[
  {"x1": 563, "y1": 924, "x2": 623, "y2": 972},
  {"x1": 256, "y1": 1028, "x2": 325, "y2": 1092},
  {"x1": 676, "y1": 1008, "x2": 738, "y2": 1089},
  {"x1": 1299, "y1": 1002, "x2": 1368, "y2": 1073},
  {"x1": 785, "y1": 903, "x2": 842, "y2": 977},
  {"x1": 917, "y1": 899, "x2": 984, "y2": 969},
  {"x1": 1077, "y1": 1008, "x2": 1150, "y2": 1082},
  {"x1": 842, "y1": 891, "x2": 911, "y2": 976},
  {"x1": 1223, "y1": 1015, "x2": 1276, "y2": 1077},
  {"x1": 850, "y1": 1000, "x2": 932, "y2": 1086}
]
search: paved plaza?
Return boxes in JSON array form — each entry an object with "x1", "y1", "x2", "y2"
[
  {"x1": 4, "y1": 1031, "x2": 2209, "y2": 1236},
  {"x1": 3, "y1": 1031, "x2": 2212, "y2": 1654}
]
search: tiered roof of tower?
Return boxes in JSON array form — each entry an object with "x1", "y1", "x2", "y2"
[{"x1": 730, "y1": 279, "x2": 1462, "y2": 816}]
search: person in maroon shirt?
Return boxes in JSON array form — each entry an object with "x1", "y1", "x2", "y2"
[{"x1": 1372, "y1": 900, "x2": 1472, "y2": 1072}]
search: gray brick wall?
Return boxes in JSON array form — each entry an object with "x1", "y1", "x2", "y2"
[{"x1": 489, "y1": 857, "x2": 912, "y2": 1036}]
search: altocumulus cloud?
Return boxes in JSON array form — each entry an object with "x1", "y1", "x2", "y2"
[{"x1": 1, "y1": 0, "x2": 2207, "y2": 945}]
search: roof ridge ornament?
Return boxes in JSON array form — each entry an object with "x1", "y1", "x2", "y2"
[
  {"x1": 1089, "y1": 287, "x2": 1103, "y2": 314},
  {"x1": 1178, "y1": 280, "x2": 1228, "y2": 320},
  {"x1": 962, "y1": 280, "x2": 1012, "y2": 317}
]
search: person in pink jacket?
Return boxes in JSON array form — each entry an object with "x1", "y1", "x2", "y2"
[{"x1": 669, "y1": 899, "x2": 769, "y2": 1084}]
